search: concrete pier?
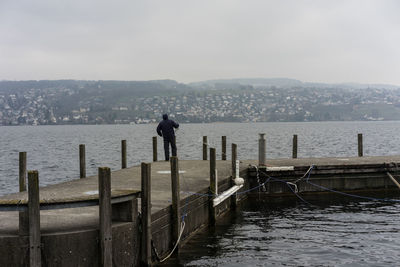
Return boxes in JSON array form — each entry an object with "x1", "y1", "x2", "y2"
[
  {"x1": 0, "y1": 158, "x2": 251, "y2": 266},
  {"x1": 0, "y1": 160, "x2": 243, "y2": 233}
]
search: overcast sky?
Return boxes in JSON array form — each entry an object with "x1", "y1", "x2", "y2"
[{"x1": 1, "y1": 0, "x2": 399, "y2": 85}]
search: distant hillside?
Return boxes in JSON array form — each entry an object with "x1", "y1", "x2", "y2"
[
  {"x1": 0, "y1": 79, "x2": 189, "y2": 94},
  {"x1": 2, "y1": 78, "x2": 400, "y2": 125}
]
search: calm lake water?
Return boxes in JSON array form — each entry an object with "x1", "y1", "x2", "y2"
[
  {"x1": 165, "y1": 198, "x2": 400, "y2": 267},
  {"x1": 1, "y1": 121, "x2": 400, "y2": 266},
  {"x1": 1, "y1": 121, "x2": 400, "y2": 196}
]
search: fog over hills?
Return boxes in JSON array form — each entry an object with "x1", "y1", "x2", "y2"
[{"x1": 190, "y1": 78, "x2": 400, "y2": 90}]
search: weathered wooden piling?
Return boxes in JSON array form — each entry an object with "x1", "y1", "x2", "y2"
[
  {"x1": 141, "y1": 162, "x2": 152, "y2": 266},
  {"x1": 19, "y1": 152, "x2": 27, "y2": 192},
  {"x1": 293, "y1": 134, "x2": 298, "y2": 159},
  {"x1": 358, "y1": 133, "x2": 363, "y2": 157},
  {"x1": 231, "y1": 143, "x2": 238, "y2": 208},
  {"x1": 209, "y1": 147, "x2": 217, "y2": 224},
  {"x1": 222, "y1": 136, "x2": 227, "y2": 160},
  {"x1": 231, "y1": 144, "x2": 237, "y2": 179},
  {"x1": 19, "y1": 152, "x2": 28, "y2": 236},
  {"x1": 98, "y1": 167, "x2": 112, "y2": 267},
  {"x1": 121, "y1": 140, "x2": 127, "y2": 169},
  {"x1": 28, "y1": 170, "x2": 41, "y2": 267},
  {"x1": 203, "y1": 136, "x2": 208, "y2": 160},
  {"x1": 170, "y1": 156, "x2": 181, "y2": 251},
  {"x1": 79, "y1": 144, "x2": 86, "y2": 178},
  {"x1": 153, "y1": 136, "x2": 158, "y2": 162},
  {"x1": 258, "y1": 133, "x2": 266, "y2": 166}
]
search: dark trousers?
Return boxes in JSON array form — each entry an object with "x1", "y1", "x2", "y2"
[{"x1": 163, "y1": 137, "x2": 177, "y2": 161}]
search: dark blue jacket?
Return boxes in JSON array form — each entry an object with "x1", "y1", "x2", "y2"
[{"x1": 157, "y1": 114, "x2": 179, "y2": 141}]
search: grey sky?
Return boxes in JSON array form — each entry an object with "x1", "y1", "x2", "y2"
[{"x1": 1, "y1": 0, "x2": 399, "y2": 85}]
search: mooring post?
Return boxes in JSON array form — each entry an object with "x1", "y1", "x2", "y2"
[
  {"x1": 19, "y1": 152, "x2": 27, "y2": 192},
  {"x1": 258, "y1": 133, "x2": 266, "y2": 166},
  {"x1": 19, "y1": 152, "x2": 29, "y2": 236},
  {"x1": 170, "y1": 156, "x2": 181, "y2": 252},
  {"x1": 231, "y1": 144, "x2": 237, "y2": 179},
  {"x1": 358, "y1": 133, "x2": 363, "y2": 157},
  {"x1": 222, "y1": 136, "x2": 227, "y2": 160},
  {"x1": 292, "y1": 134, "x2": 298, "y2": 159},
  {"x1": 79, "y1": 144, "x2": 86, "y2": 178},
  {"x1": 203, "y1": 136, "x2": 208, "y2": 160},
  {"x1": 231, "y1": 143, "x2": 238, "y2": 208},
  {"x1": 209, "y1": 147, "x2": 217, "y2": 224},
  {"x1": 141, "y1": 162, "x2": 152, "y2": 266},
  {"x1": 121, "y1": 140, "x2": 127, "y2": 169},
  {"x1": 152, "y1": 136, "x2": 157, "y2": 162},
  {"x1": 28, "y1": 170, "x2": 41, "y2": 267},
  {"x1": 98, "y1": 167, "x2": 112, "y2": 267}
]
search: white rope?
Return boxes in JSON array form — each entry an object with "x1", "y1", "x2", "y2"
[
  {"x1": 294, "y1": 165, "x2": 314, "y2": 184},
  {"x1": 253, "y1": 165, "x2": 266, "y2": 192},
  {"x1": 159, "y1": 220, "x2": 186, "y2": 263},
  {"x1": 158, "y1": 169, "x2": 188, "y2": 263},
  {"x1": 286, "y1": 182, "x2": 299, "y2": 193},
  {"x1": 253, "y1": 164, "x2": 314, "y2": 194}
]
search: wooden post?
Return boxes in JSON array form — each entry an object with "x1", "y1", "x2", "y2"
[
  {"x1": 258, "y1": 133, "x2": 266, "y2": 166},
  {"x1": 153, "y1": 136, "x2": 157, "y2": 162},
  {"x1": 98, "y1": 167, "x2": 112, "y2": 267},
  {"x1": 231, "y1": 144, "x2": 237, "y2": 179},
  {"x1": 358, "y1": 133, "x2": 363, "y2": 157},
  {"x1": 203, "y1": 136, "x2": 208, "y2": 160},
  {"x1": 141, "y1": 163, "x2": 152, "y2": 266},
  {"x1": 121, "y1": 140, "x2": 127, "y2": 169},
  {"x1": 292, "y1": 134, "x2": 298, "y2": 159},
  {"x1": 170, "y1": 156, "x2": 181, "y2": 251},
  {"x1": 19, "y1": 152, "x2": 29, "y2": 236},
  {"x1": 28, "y1": 170, "x2": 41, "y2": 267},
  {"x1": 79, "y1": 144, "x2": 86, "y2": 178},
  {"x1": 19, "y1": 152, "x2": 27, "y2": 192},
  {"x1": 231, "y1": 143, "x2": 238, "y2": 208},
  {"x1": 209, "y1": 147, "x2": 217, "y2": 224},
  {"x1": 222, "y1": 136, "x2": 227, "y2": 160}
]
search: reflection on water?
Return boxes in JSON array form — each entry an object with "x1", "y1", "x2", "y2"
[{"x1": 163, "y1": 198, "x2": 400, "y2": 267}]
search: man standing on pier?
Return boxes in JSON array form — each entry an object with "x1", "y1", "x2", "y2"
[{"x1": 157, "y1": 114, "x2": 179, "y2": 161}]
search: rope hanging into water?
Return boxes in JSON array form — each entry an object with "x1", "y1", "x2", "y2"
[
  {"x1": 155, "y1": 170, "x2": 190, "y2": 263},
  {"x1": 158, "y1": 221, "x2": 186, "y2": 263}
]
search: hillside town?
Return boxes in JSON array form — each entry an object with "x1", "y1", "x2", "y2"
[{"x1": 1, "y1": 81, "x2": 400, "y2": 125}]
